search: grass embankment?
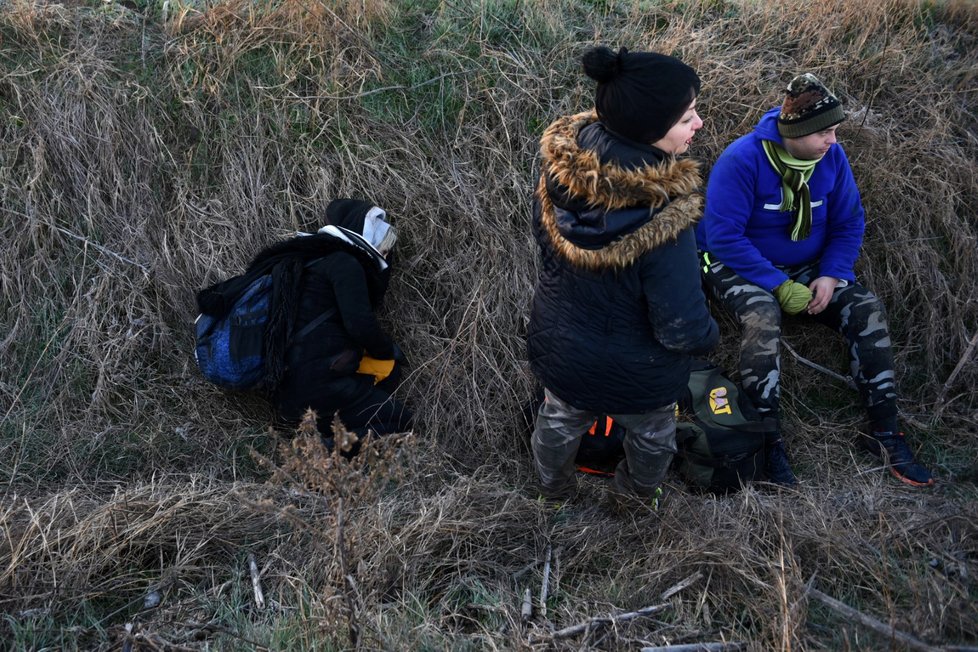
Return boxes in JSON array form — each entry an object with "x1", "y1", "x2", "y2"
[{"x1": 1, "y1": 0, "x2": 976, "y2": 649}]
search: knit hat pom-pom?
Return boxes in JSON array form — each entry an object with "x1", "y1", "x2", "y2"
[
  {"x1": 582, "y1": 46, "x2": 624, "y2": 83},
  {"x1": 583, "y1": 45, "x2": 700, "y2": 144}
]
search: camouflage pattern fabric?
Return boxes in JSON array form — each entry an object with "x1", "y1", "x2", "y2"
[
  {"x1": 531, "y1": 389, "x2": 676, "y2": 498},
  {"x1": 701, "y1": 257, "x2": 898, "y2": 426}
]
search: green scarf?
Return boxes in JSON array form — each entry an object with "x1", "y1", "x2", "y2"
[{"x1": 762, "y1": 140, "x2": 821, "y2": 241}]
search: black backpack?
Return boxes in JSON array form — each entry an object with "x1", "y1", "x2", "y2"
[
  {"x1": 570, "y1": 360, "x2": 776, "y2": 492},
  {"x1": 675, "y1": 360, "x2": 777, "y2": 493}
]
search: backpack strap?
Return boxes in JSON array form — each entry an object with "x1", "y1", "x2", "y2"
[
  {"x1": 290, "y1": 257, "x2": 337, "y2": 341},
  {"x1": 680, "y1": 447, "x2": 761, "y2": 469},
  {"x1": 726, "y1": 417, "x2": 779, "y2": 435},
  {"x1": 292, "y1": 307, "x2": 337, "y2": 341}
]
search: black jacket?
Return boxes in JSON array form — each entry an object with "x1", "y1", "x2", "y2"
[
  {"x1": 275, "y1": 246, "x2": 395, "y2": 420},
  {"x1": 527, "y1": 112, "x2": 718, "y2": 413}
]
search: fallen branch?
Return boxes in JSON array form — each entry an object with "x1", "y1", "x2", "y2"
[
  {"x1": 660, "y1": 571, "x2": 703, "y2": 601},
  {"x1": 335, "y1": 498, "x2": 360, "y2": 647},
  {"x1": 520, "y1": 587, "x2": 533, "y2": 622},
  {"x1": 531, "y1": 603, "x2": 671, "y2": 642},
  {"x1": 782, "y1": 341, "x2": 856, "y2": 389},
  {"x1": 58, "y1": 224, "x2": 150, "y2": 271},
  {"x1": 247, "y1": 553, "x2": 265, "y2": 611},
  {"x1": 552, "y1": 547, "x2": 561, "y2": 599},
  {"x1": 807, "y1": 587, "x2": 939, "y2": 652},
  {"x1": 529, "y1": 570, "x2": 702, "y2": 643},
  {"x1": 641, "y1": 644, "x2": 745, "y2": 652},
  {"x1": 539, "y1": 544, "x2": 552, "y2": 619},
  {"x1": 936, "y1": 329, "x2": 978, "y2": 408}
]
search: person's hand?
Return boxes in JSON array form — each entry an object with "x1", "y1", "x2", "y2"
[
  {"x1": 773, "y1": 280, "x2": 813, "y2": 315},
  {"x1": 807, "y1": 276, "x2": 839, "y2": 315}
]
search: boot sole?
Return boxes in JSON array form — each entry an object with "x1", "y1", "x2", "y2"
[
  {"x1": 889, "y1": 467, "x2": 935, "y2": 488},
  {"x1": 858, "y1": 436, "x2": 934, "y2": 488}
]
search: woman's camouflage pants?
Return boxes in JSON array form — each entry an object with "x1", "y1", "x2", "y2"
[
  {"x1": 701, "y1": 258, "x2": 898, "y2": 427},
  {"x1": 531, "y1": 389, "x2": 676, "y2": 498}
]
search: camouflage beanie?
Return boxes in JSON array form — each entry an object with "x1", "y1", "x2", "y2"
[{"x1": 777, "y1": 73, "x2": 845, "y2": 138}]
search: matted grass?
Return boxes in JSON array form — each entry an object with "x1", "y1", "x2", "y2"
[{"x1": 1, "y1": 0, "x2": 976, "y2": 649}]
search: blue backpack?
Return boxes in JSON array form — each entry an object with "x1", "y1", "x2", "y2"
[{"x1": 194, "y1": 263, "x2": 332, "y2": 391}]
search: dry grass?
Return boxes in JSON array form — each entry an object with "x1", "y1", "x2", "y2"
[{"x1": 0, "y1": 0, "x2": 976, "y2": 649}]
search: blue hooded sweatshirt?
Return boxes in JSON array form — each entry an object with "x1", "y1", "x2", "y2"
[{"x1": 697, "y1": 107, "x2": 865, "y2": 291}]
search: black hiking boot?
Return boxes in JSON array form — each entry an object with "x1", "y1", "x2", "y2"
[
  {"x1": 860, "y1": 431, "x2": 935, "y2": 487},
  {"x1": 535, "y1": 478, "x2": 579, "y2": 503},
  {"x1": 764, "y1": 439, "x2": 797, "y2": 486},
  {"x1": 605, "y1": 468, "x2": 665, "y2": 514}
]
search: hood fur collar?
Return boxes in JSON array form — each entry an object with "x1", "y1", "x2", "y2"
[{"x1": 537, "y1": 111, "x2": 703, "y2": 270}]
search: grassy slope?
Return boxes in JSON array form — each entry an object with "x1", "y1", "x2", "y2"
[{"x1": 0, "y1": 0, "x2": 976, "y2": 649}]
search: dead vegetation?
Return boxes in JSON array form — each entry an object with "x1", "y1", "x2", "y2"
[{"x1": 0, "y1": 0, "x2": 976, "y2": 649}]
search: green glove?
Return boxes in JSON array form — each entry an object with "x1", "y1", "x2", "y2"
[{"x1": 773, "y1": 280, "x2": 813, "y2": 315}]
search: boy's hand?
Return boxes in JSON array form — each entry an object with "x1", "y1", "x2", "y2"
[{"x1": 807, "y1": 276, "x2": 839, "y2": 314}]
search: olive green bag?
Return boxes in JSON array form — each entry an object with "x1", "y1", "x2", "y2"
[{"x1": 675, "y1": 361, "x2": 778, "y2": 493}]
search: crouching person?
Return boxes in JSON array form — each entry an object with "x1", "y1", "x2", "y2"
[
  {"x1": 263, "y1": 199, "x2": 413, "y2": 448},
  {"x1": 527, "y1": 46, "x2": 718, "y2": 503}
]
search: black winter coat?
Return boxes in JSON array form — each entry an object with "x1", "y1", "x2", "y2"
[
  {"x1": 527, "y1": 112, "x2": 718, "y2": 413},
  {"x1": 277, "y1": 247, "x2": 394, "y2": 419},
  {"x1": 275, "y1": 248, "x2": 396, "y2": 421}
]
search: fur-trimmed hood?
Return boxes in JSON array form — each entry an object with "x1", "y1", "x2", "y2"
[{"x1": 537, "y1": 111, "x2": 703, "y2": 270}]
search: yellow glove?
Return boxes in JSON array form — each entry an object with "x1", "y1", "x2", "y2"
[
  {"x1": 773, "y1": 280, "x2": 813, "y2": 315},
  {"x1": 357, "y1": 356, "x2": 395, "y2": 384}
]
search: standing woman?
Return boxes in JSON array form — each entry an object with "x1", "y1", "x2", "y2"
[{"x1": 527, "y1": 46, "x2": 718, "y2": 501}]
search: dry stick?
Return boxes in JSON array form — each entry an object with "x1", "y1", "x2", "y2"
[
  {"x1": 536, "y1": 603, "x2": 671, "y2": 641},
  {"x1": 173, "y1": 621, "x2": 271, "y2": 650},
  {"x1": 335, "y1": 498, "x2": 360, "y2": 647},
  {"x1": 288, "y1": 71, "x2": 469, "y2": 101},
  {"x1": 520, "y1": 588, "x2": 533, "y2": 622},
  {"x1": 247, "y1": 553, "x2": 265, "y2": 610},
  {"x1": 45, "y1": 218, "x2": 150, "y2": 273},
  {"x1": 782, "y1": 340, "x2": 857, "y2": 389},
  {"x1": 936, "y1": 330, "x2": 978, "y2": 408},
  {"x1": 532, "y1": 570, "x2": 702, "y2": 643},
  {"x1": 807, "y1": 588, "x2": 939, "y2": 652},
  {"x1": 539, "y1": 544, "x2": 552, "y2": 618},
  {"x1": 552, "y1": 546, "x2": 561, "y2": 600},
  {"x1": 640, "y1": 644, "x2": 745, "y2": 652},
  {"x1": 8, "y1": 205, "x2": 147, "y2": 272},
  {"x1": 660, "y1": 571, "x2": 703, "y2": 601}
]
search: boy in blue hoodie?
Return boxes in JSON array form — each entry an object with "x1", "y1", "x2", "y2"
[{"x1": 697, "y1": 74, "x2": 933, "y2": 487}]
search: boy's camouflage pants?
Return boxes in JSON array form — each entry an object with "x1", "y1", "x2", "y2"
[
  {"x1": 531, "y1": 388, "x2": 676, "y2": 498},
  {"x1": 701, "y1": 258, "x2": 898, "y2": 428}
]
